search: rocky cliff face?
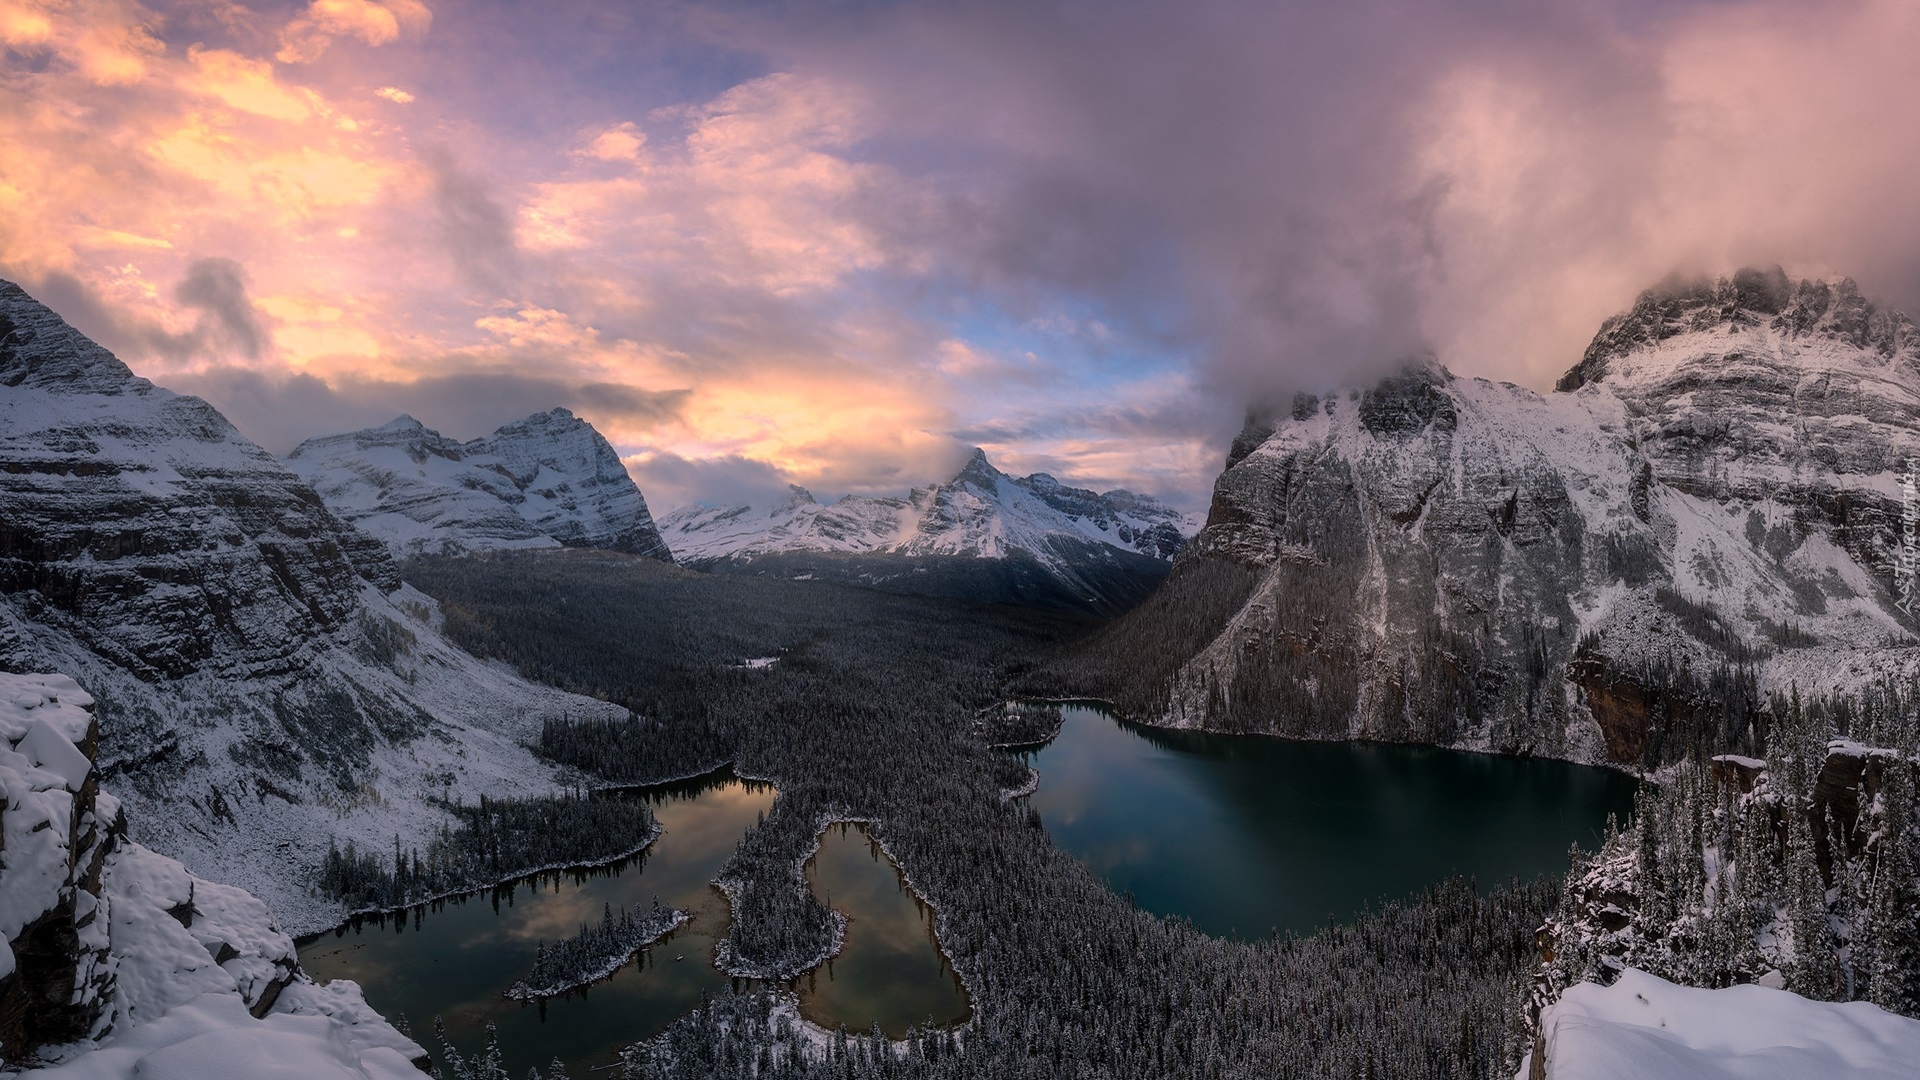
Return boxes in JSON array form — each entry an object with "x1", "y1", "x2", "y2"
[
  {"x1": 1088, "y1": 271, "x2": 1920, "y2": 765},
  {"x1": 0, "y1": 671, "x2": 424, "y2": 1072},
  {"x1": 0, "y1": 672, "x2": 114, "y2": 1057},
  {"x1": 659, "y1": 448, "x2": 1196, "y2": 613},
  {"x1": 0, "y1": 280, "x2": 626, "y2": 932},
  {"x1": 288, "y1": 409, "x2": 673, "y2": 561},
  {"x1": 0, "y1": 280, "x2": 396, "y2": 682}
]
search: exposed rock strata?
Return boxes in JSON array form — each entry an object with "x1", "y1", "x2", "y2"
[
  {"x1": 0, "y1": 280, "x2": 626, "y2": 932},
  {"x1": 1083, "y1": 271, "x2": 1920, "y2": 765}
]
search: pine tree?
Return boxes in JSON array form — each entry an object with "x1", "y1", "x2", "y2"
[
  {"x1": 1635, "y1": 784, "x2": 1671, "y2": 941},
  {"x1": 1785, "y1": 788, "x2": 1833, "y2": 999},
  {"x1": 1865, "y1": 756, "x2": 1920, "y2": 1013}
]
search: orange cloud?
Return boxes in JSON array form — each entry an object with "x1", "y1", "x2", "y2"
[
  {"x1": 276, "y1": 0, "x2": 431, "y2": 64},
  {"x1": 2, "y1": 0, "x2": 164, "y2": 85},
  {"x1": 582, "y1": 121, "x2": 643, "y2": 162},
  {"x1": 0, "y1": 2, "x2": 55, "y2": 47},
  {"x1": 189, "y1": 46, "x2": 318, "y2": 120},
  {"x1": 519, "y1": 74, "x2": 892, "y2": 296},
  {"x1": 2, "y1": 4, "x2": 1187, "y2": 506},
  {"x1": 39, "y1": 1, "x2": 1912, "y2": 513}
]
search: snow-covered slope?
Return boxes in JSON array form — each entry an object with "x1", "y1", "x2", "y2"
[
  {"x1": 0, "y1": 671, "x2": 424, "y2": 1075},
  {"x1": 1089, "y1": 270, "x2": 1920, "y2": 764},
  {"x1": 287, "y1": 410, "x2": 672, "y2": 561},
  {"x1": 659, "y1": 485, "x2": 918, "y2": 562},
  {"x1": 660, "y1": 450, "x2": 1195, "y2": 613},
  {"x1": 0, "y1": 279, "x2": 626, "y2": 933},
  {"x1": 1525, "y1": 968, "x2": 1920, "y2": 1080},
  {"x1": 661, "y1": 449, "x2": 1195, "y2": 570}
]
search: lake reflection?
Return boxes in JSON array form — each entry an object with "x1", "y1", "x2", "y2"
[
  {"x1": 796, "y1": 823, "x2": 970, "y2": 1038},
  {"x1": 1023, "y1": 704, "x2": 1640, "y2": 939},
  {"x1": 297, "y1": 771, "x2": 776, "y2": 1077}
]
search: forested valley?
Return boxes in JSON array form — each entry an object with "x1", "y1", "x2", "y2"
[{"x1": 389, "y1": 550, "x2": 1565, "y2": 1079}]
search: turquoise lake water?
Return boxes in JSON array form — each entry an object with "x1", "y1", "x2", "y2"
[{"x1": 1019, "y1": 704, "x2": 1640, "y2": 938}]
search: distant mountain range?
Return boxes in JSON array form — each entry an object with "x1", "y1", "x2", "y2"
[
  {"x1": 286, "y1": 410, "x2": 673, "y2": 561},
  {"x1": 1065, "y1": 268, "x2": 1920, "y2": 766},
  {"x1": 659, "y1": 448, "x2": 1199, "y2": 614},
  {"x1": 283, "y1": 411, "x2": 1198, "y2": 615}
]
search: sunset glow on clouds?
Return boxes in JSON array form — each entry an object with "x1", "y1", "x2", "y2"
[{"x1": 4, "y1": 0, "x2": 1919, "y2": 511}]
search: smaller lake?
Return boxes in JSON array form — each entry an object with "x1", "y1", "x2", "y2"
[
  {"x1": 298, "y1": 771, "x2": 775, "y2": 1077},
  {"x1": 797, "y1": 823, "x2": 970, "y2": 1037},
  {"x1": 1022, "y1": 705, "x2": 1640, "y2": 939}
]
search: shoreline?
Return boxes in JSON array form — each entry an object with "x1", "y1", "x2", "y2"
[{"x1": 299, "y1": 760, "x2": 781, "y2": 943}]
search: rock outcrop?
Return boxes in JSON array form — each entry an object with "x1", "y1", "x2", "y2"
[{"x1": 0, "y1": 672, "x2": 424, "y2": 1073}]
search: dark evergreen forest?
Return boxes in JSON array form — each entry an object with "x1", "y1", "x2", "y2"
[{"x1": 319, "y1": 792, "x2": 660, "y2": 914}]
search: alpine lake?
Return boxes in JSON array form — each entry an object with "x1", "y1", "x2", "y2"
[
  {"x1": 297, "y1": 771, "x2": 971, "y2": 1077},
  {"x1": 300, "y1": 707, "x2": 1637, "y2": 1075},
  {"x1": 1017, "y1": 703, "x2": 1641, "y2": 939}
]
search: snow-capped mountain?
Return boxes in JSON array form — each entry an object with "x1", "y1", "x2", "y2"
[
  {"x1": 662, "y1": 448, "x2": 1194, "y2": 566},
  {"x1": 287, "y1": 409, "x2": 672, "y2": 561},
  {"x1": 0, "y1": 279, "x2": 625, "y2": 932},
  {"x1": 1081, "y1": 269, "x2": 1920, "y2": 764},
  {"x1": 659, "y1": 449, "x2": 1196, "y2": 613}
]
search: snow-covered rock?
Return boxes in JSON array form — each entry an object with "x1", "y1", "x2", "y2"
[
  {"x1": 0, "y1": 671, "x2": 425, "y2": 1073},
  {"x1": 287, "y1": 409, "x2": 672, "y2": 561},
  {"x1": 30, "y1": 989, "x2": 424, "y2": 1080},
  {"x1": 1109, "y1": 270, "x2": 1920, "y2": 763},
  {"x1": 659, "y1": 449, "x2": 1196, "y2": 611},
  {"x1": 1525, "y1": 967, "x2": 1920, "y2": 1080},
  {"x1": 0, "y1": 279, "x2": 629, "y2": 933}
]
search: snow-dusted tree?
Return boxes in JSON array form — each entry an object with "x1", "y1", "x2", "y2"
[
  {"x1": 1865, "y1": 756, "x2": 1920, "y2": 1014},
  {"x1": 1785, "y1": 777, "x2": 1836, "y2": 998}
]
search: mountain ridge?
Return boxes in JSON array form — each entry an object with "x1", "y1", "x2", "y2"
[
  {"x1": 661, "y1": 448, "x2": 1195, "y2": 566},
  {"x1": 288, "y1": 408, "x2": 674, "y2": 561},
  {"x1": 659, "y1": 448, "x2": 1196, "y2": 613}
]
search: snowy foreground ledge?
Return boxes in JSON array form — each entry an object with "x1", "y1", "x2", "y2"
[
  {"x1": 1523, "y1": 968, "x2": 1920, "y2": 1080},
  {"x1": 1, "y1": 672, "x2": 424, "y2": 1078},
  {"x1": 29, "y1": 985, "x2": 423, "y2": 1080}
]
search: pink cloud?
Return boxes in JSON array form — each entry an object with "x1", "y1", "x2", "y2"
[
  {"x1": 7, "y1": 0, "x2": 1920, "y2": 515},
  {"x1": 276, "y1": 0, "x2": 431, "y2": 65}
]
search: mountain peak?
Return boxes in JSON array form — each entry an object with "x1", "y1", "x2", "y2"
[
  {"x1": 491, "y1": 406, "x2": 585, "y2": 439},
  {"x1": 0, "y1": 279, "x2": 145, "y2": 395},
  {"x1": 951, "y1": 446, "x2": 1004, "y2": 489},
  {"x1": 1558, "y1": 268, "x2": 1918, "y2": 391},
  {"x1": 289, "y1": 408, "x2": 672, "y2": 561}
]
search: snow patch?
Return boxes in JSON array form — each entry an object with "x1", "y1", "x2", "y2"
[{"x1": 1526, "y1": 968, "x2": 1920, "y2": 1080}]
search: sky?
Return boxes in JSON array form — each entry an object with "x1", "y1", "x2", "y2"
[{"x1": 4, "y1": 0, "x2": 1919, "y2": 513}]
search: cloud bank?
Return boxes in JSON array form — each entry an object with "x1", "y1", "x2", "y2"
[{"x1": 2, "y1": 0, "x2": 1917, "y2": 512}]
